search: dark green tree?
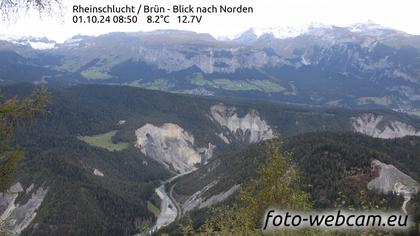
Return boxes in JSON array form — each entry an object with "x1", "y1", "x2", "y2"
[{"x1": 0, "y1": 86, "x2": 49, "y2": 192}]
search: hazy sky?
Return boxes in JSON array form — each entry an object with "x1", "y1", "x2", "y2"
[{"x1": 1, "y1": 0, "x2": 419, "y2": 42}]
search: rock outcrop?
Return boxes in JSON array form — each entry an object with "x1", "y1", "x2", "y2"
[
  {"x1": 0, "y1": 183, "x2": 48, "y2": 235},
  {"x1": 135, "y1": 123, "x2": 214, "y2": 173},
  {"x1": 182, "y1": 181, "x2": 239, "y2": 213},
  {"x1": 210, "y1": 104, "x2": 273, "y2": 144},
  {"x1": 93, "y1": 169, "x2": 104, "y2": 177},
  {"x1": 368, "y1": 160, "x2": 418, "y2": 213},
  {"x1": 351, "y1": 113, "x2": 420, "y2": 139}
]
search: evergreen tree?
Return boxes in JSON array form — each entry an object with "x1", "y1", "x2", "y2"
[{"x1": 0, "y1": 85, "x2": 49, "y2": 192}]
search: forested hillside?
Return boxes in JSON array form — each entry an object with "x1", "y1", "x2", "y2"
[
  {"x1": 0, "y1": 84, "x2": 419, "y2": 235},
  {"x1": 167, "y1": 133, "x2": 420, "y2": 235}
]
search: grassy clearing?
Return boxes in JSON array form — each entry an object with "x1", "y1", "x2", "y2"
[
  {"x1": 357, "y1": 96, "x2": 392, "y2": 106},
  {"x1": 128, "y1": 80, "x2": 143, "y2": 87},
  {"x1": 409, "y1": 111, "x2": 420, "y2": 117},
  {"x1": 248, "y1": 80, "x2": 285, "y2": 92},
  {"x1": 190, "y1": 73, "x2": 215, "y2": 87},
  {"x1": 141, "y1": 79, "x2": 175, "y2": 91},
  {"x1": 81, "y1": 69, "x2": 112, "y2": 80},
  {"x1": 189, "y1": 73, "x2": 285, "y2": 92},
  {"x1": 78, "y1": 130, "x2": 129, "y2": 151},
  {"x1": 212, "y1": 79, "x2": 259, "y2": 91}
]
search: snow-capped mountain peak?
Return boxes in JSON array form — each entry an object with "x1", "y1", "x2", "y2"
[
  {"x1": 0, "y1": 35, "x2": 56, "y2": 50},
  {"x1": 252, "y1": 25, "x2": 309, "y2": 39},
  {"x1": 235, "y1": 23, "x2": 334, "y2": 42},
  {"x1": 349, "y1": 20, "x2": 387, "y2": 33},
  {"x1": 234, "y1": 22, "x2": 412, "y2": 43}
]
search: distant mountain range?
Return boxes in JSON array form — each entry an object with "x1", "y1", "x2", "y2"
[{"x1": 1, "y1": 22, "x2": 420, "y2": 111}]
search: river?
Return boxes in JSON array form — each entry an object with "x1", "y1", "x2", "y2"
[{"x1": 149, "y1": 169, "x2": 196, "y2": 233}]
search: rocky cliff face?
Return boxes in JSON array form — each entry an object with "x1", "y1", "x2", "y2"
[
  {"x1": 55, "y1": 31, "x2": 285, "y2": 74},
  {"x1": 367, "y1": 160, "x2": 418, "y2": 213},
  {"x1": 210, "y1": 104, "x2": 273, "y2": 144},
  {"x1": 351, "y1": 113, "x2": 420, "y2": 139},
  {"x1": 0, "y1": 183, "x2": 48, "y2": 235},
  {"x1": 135, "y1": 45, "x2": 284, "y2": 74},
  {"x1": 182, "y1": 182, "x2": 239, "y2": 213},
  {"x1": 368, "y1": 160, "x2": 418, "y2": 195},
  {"x1": 135, "y1": 123, "x2": 214, "y2": 173}
]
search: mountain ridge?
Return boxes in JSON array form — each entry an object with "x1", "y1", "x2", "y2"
[{"x1": 1, "y1": 23, "x2": 419, "y2": 112}]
